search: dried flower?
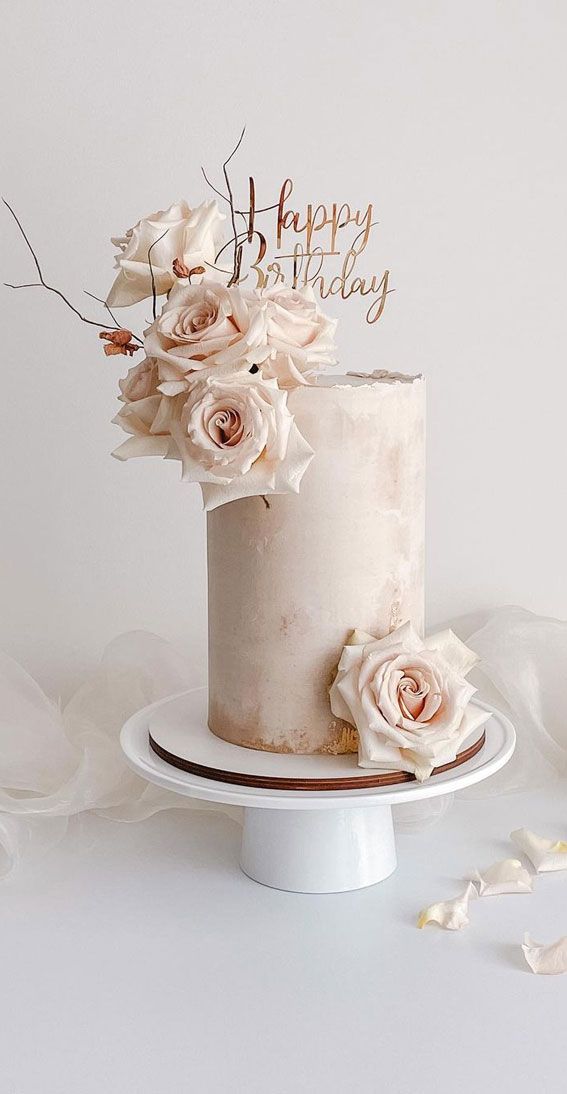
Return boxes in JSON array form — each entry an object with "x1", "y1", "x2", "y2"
[
  {"x1": 172, "y1": 258, "x2": 191, "y2": 279},
  {"x1": 173, "y1": 259, "x2": 206, "y2": 280},
  {"x1": 99, "y1": 329, "x2": 139, "y2": 357}
]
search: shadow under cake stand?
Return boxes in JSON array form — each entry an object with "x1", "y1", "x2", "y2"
[{"x1": 120, "y1": 688, "x2": 515, "y2": 894}]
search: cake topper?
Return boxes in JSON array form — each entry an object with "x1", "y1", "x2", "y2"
[{"x1": 200, "y1": 128, "x2": 391, "y2": 325}]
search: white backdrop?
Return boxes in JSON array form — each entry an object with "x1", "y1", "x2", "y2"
[{"x1": 1, "y1": 0, "x2": 566, "y2": 698}]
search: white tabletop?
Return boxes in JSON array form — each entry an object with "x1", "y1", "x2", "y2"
[{"x1": 0, "y1": 784, "x2": 565, "y2": 1094}]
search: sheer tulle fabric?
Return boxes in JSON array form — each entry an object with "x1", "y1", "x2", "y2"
[
  {"x1": 0, "y1": 632, "x2": 240, "y2": 876},
  {"x1": 396, "y1": 605, "x2": 567, "y2": 828},
  {"x1": 0, "y1": 606, "x2": 565, "y2": 874}
]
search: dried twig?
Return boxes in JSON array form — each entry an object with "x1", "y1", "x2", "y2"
[
  {"x1": 2, "y1": 197, "x2": 126, "y2": 334},
  {"x1": 200, "y1": 166, "x2": 232, "y2": 207},
  {"x1": 201, "y1": 164, "x2": 278, "y2": 217},
  {"x1": 215, "y1": 228, "x2": 250, "y2": 266},
  {"x1": 222, "y1": 126, "x2": 246, "y2": 286},
  {"x1": 202, "y1": 131, "x2": 281, "y2": 285},
  {"x1": 147, "y1": 229, "x2": 168, "y2": 320},
  {"x1": 83, "y1": 290, "x2": 142, "y2": 344}
]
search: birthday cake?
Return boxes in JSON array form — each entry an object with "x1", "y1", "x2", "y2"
[{"x1": 6, "y1": 132, "x2": 490, "y2": 780}]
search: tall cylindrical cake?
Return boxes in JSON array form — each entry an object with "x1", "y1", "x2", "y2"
[{"x1": 207, "y1": 373, "x2": 425, "y2": 754}]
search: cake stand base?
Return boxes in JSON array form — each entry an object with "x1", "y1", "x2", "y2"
[
  {"x1": 120, "y1": 689, "x2": 515, "y2": 895},
  {"x1": 240, "y1": 805, "x2": 396, "y2": 893}
]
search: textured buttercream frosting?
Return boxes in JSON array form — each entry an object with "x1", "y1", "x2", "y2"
[{"x1": 207, "y1": 372, "x2": 425, "y2": 754}]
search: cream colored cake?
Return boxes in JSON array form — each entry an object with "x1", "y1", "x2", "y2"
[{"x1": 207, "y1": 373, "x2": 425, "y2": 754}]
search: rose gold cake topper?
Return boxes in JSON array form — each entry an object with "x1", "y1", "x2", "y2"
[{"x1": 202, "y1": 127, "x2": 391, "y2": 326}]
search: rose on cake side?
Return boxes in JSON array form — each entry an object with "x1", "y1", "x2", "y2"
[
  {"x1": 106, "y1": 200, "x2": 225, "y2": 308},
  {"x1": 170, "y1": 372, "x2": 314, "y2": 509},
  {"x1": 329, "y1": 622, "x2": 490, "y2": 780},
  {"x1": 145, "y1": 280, "x2": 272, "y2": 393}
]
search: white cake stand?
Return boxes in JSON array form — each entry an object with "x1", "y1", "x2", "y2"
[{"x1": 120, "y1": 689, "x2": 515, "y2": 894}]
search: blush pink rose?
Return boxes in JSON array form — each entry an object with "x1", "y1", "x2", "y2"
[
  {"x1": 107, "y1": 200, "x2": 224, "y2": 307},
  {"x1": 330, "y1": 622, "x2": 491, "y2": 780},
  {"x1": 144, "y1": 281, "x2": 271, "y2": 394},
  {"x1": 261, "y1": 285, "x2": 337, "y2": 387},
  {"x1": 170, "y1": 373, "x2": 314, "y2": 509}
]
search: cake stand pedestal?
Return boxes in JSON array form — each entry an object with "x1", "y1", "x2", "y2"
[{"x1": 120, "y1": 689, "x2": 515, "y2": 894}]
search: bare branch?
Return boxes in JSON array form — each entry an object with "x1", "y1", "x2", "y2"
[
  {"x1": 147, "y1": 229, "x2": 169, "y2": 321},
  {"x1": 224, "y1": 125, "x2": 246, "y2": 169},
  {"x1": 3, "y1": 198, "x2": 124, "y2": 333},
  {"x1": 83, "y1": 290, "x2": 143, "y2": 345},
  {"x1": 215, "y1": 228, "x2": 250, "y2": 266},
  {"x1": 201, "y1": 167, "x2": 278, "y2": 217},
  {"x1": 222, "y1": 127, "x2": 246, "y2": 286},
  {"x1": 203, "y1": 260, "x2": 231, "y2": 275},
  {"x1": 201, "y1": 166, "x2": 229, "y2": 205}
]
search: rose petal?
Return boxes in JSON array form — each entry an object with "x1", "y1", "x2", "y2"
[
  {"x1": 158, "y1": 381, "x2": 190, "y2": 397},
  {"x1": 511, "y1": 828, "x2": 567, "y2": 873},
  {"x1": 112, "y1": 435, "x2": 171, "y2": 460},
  {"x1": 384, "y1": 699, "x2": 491, "y2": 780},
  {"x1": 471, "y1": 858, "x2": 533, "y2": 896},
  {"x1": 363, "y1": 621, "x2": 423, "y2": 656},
  {"x1": 417, "y1": 882, "x2": 477, "y2": 930},
  {"x1": 522, "y1": 933, "x2": 567, "y2": 975},
  {"x1": 424, "y1": 629, "x2": 479, "y2": 677},
  {"x1": 346, "y1": 629, "x2": 376, "y2": 647}
]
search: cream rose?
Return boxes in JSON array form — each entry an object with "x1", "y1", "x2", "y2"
[
  {"x1": 261, "y1": 285, "x2": 337, "y2": 387},
  {"x1": 144, "y1": 281, "x2": 270, "y2": 394},
  {"x1": 106, "y1": 200, "x2": 224, "y2": 308},
  {"x1": 112, "y1": 356, "x2": 181, "y2": 462},
  {"x1": 171, "y1": 373, "x2": 314, "y2": 509},
  {"x1": 118, "y1": 357, "x2": 160, "y2": 403},
  {"x1": 330, "y1": 622, "x2": 491, "y2": 780}
]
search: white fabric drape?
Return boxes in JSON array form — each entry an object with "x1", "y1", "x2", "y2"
[
  {"x1": 0, "y1": 632, "x2": 239, "y2": 877},
  {"x1": 0, "y1": 606, "x2": 565, "y2": 875},
  {"x1": 395, "y1": 606, "x2": 567, "y2": 829}
]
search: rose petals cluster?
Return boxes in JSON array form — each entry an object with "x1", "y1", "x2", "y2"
[
  {"x1": 143, "y1": 279, "x2": 337, "y2": 393},
  {"x1": 418, "y1": 832, "x2": 567, "y2": 977},
  {"x1": 418, "y1": 860, "x2": 533, "y2": 932},
  {"x1": 108, "y1": 194, "x2": 338, "y2": 506},
  {"x1": 107, "y1": 200, "x2": 225, "y2": 307},
  {"x1": 330, "y1": 621, "x2": 490, "y2": 780}
]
